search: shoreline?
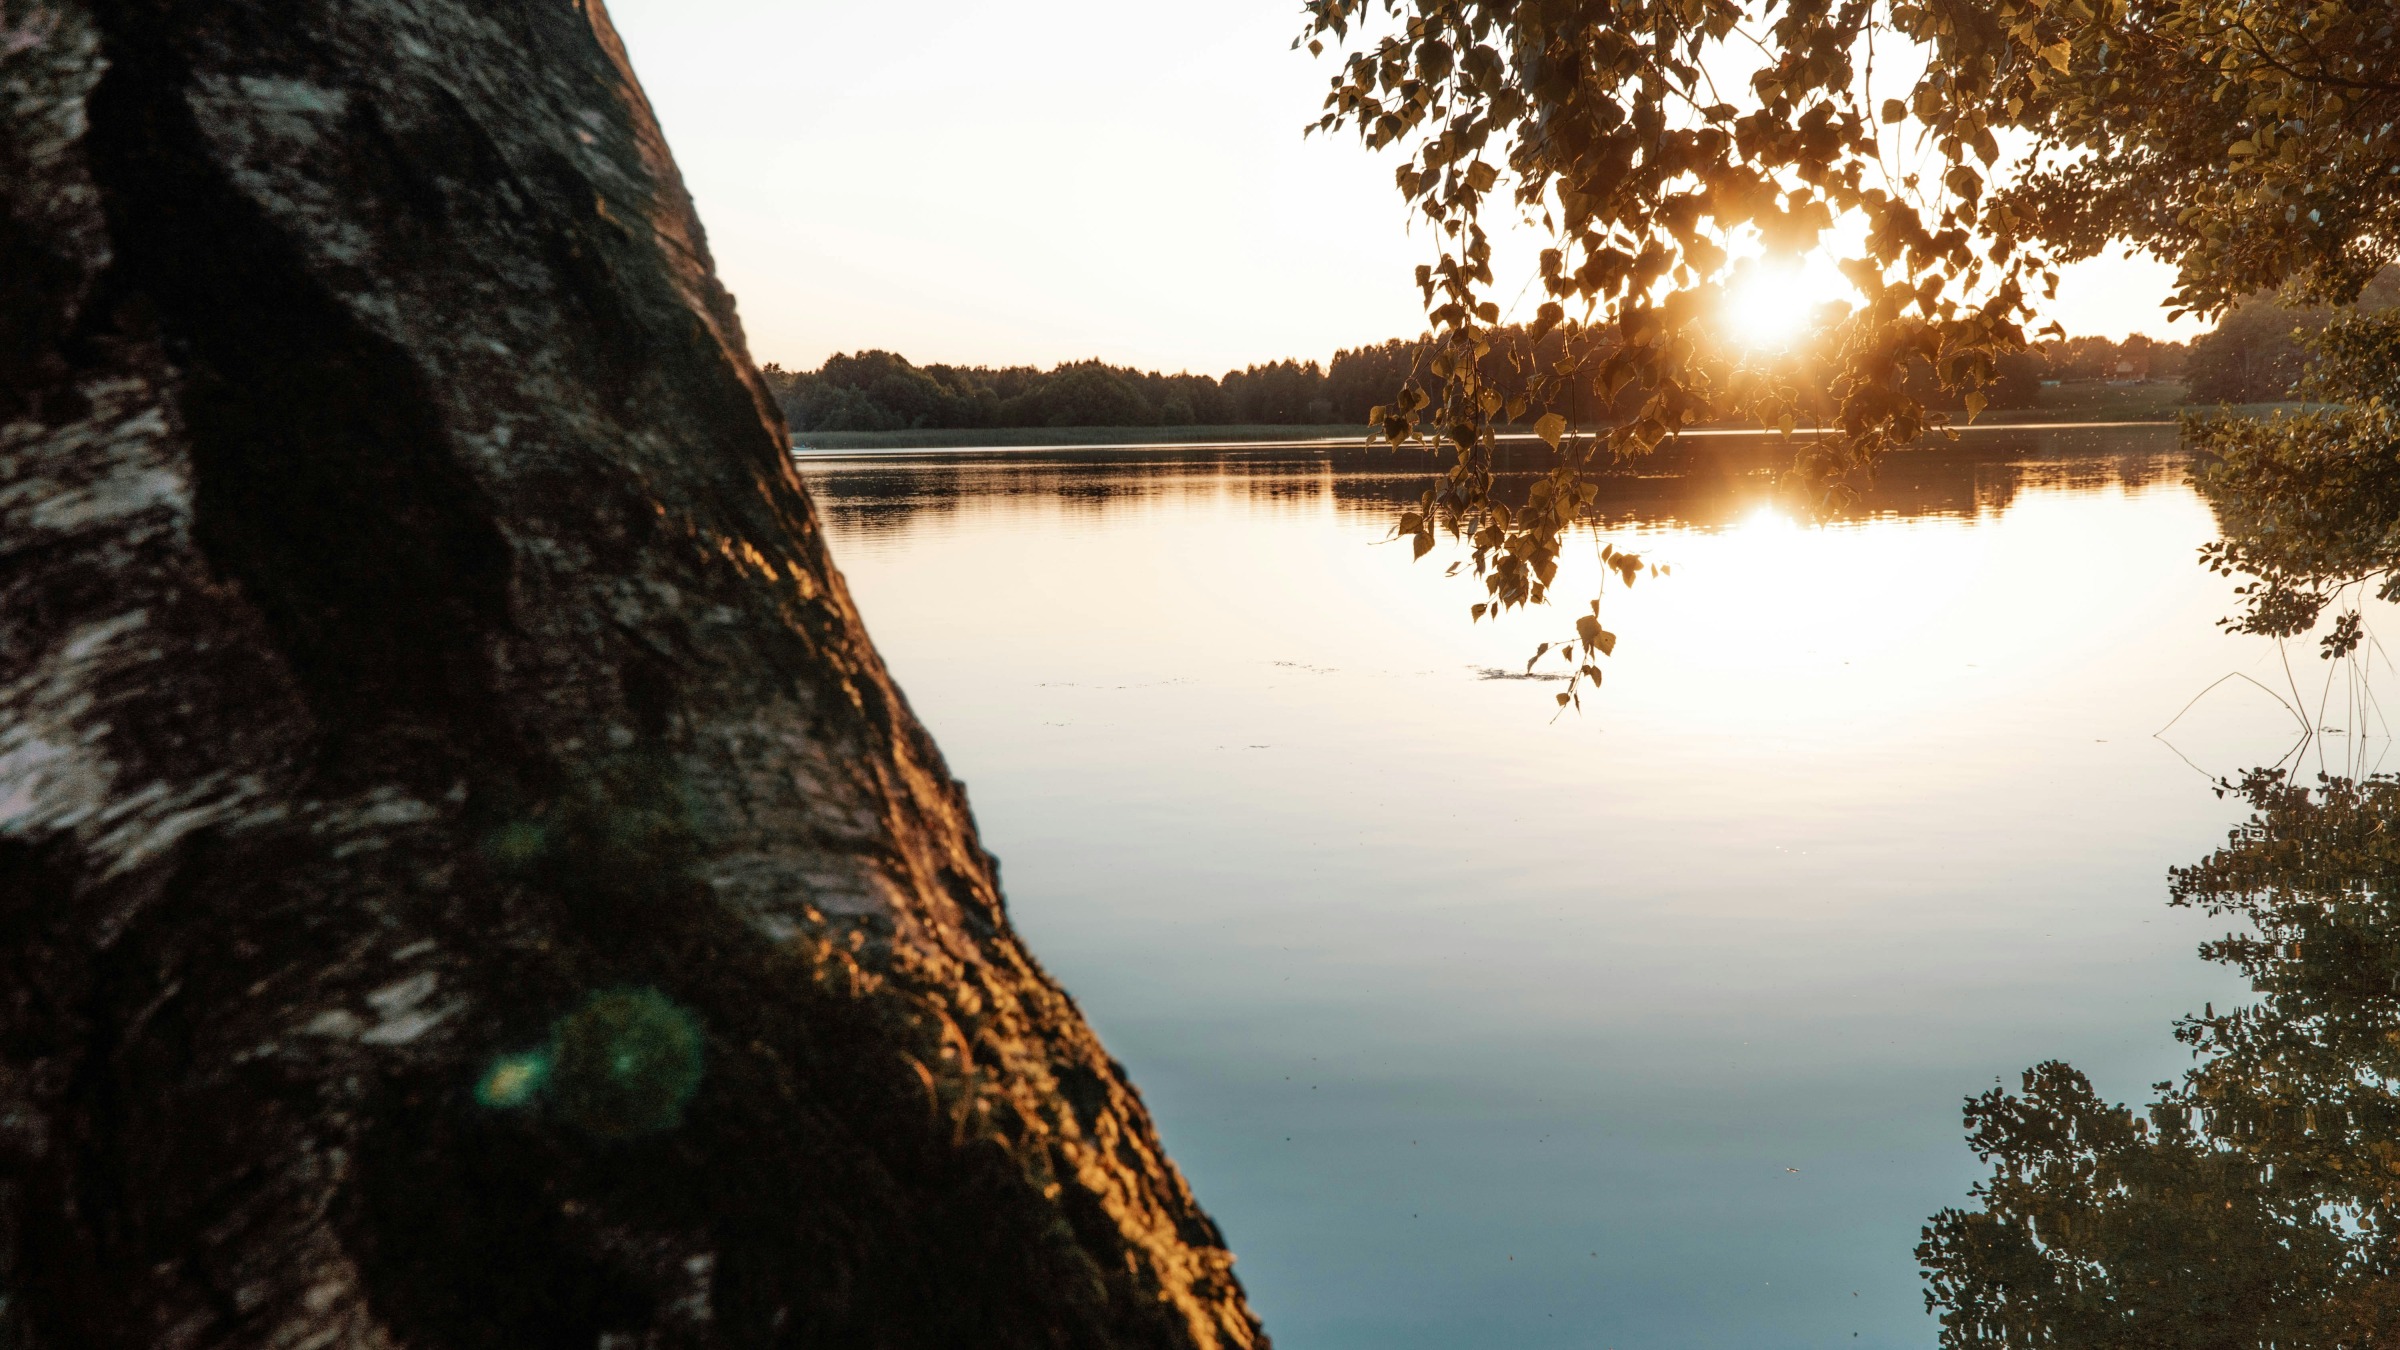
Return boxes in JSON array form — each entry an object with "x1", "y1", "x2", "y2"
[
  {"x1": 789, "y1": 396, "x2": 2320, "y2": 456},
  {"x1": 789, "y1": 416, "x2": 2235, "y2": 459}
]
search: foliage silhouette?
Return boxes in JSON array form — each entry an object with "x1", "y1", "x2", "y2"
[{"x1": 1305, "y1": 0, "x2": 2400, "y2": 700}]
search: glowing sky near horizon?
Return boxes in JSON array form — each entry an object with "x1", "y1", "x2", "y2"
[{"x1": 604, "y1": 0, "x2": 2210, "y2": 376}]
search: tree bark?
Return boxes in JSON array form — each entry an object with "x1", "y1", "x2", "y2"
[{"x1": 0, "y1": 1, "x2": 1266, "y2": 1346}]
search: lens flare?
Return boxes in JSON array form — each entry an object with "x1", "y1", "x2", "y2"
[
  {"x1": 473, "y1": 988, "x2": 706, "y2": 1136},
  {"x1": 548, "y1": 987, "x2": 706, "y2": 1138},
  {"x1": 476, "y1": 1051, "x2": 552, "y2": 1109}
]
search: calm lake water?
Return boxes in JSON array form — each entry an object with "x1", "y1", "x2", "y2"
[{"x1": 796, "y1": 427, "x2": 2384, "y2": 1349}]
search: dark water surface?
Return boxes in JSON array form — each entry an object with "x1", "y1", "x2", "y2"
[{"x1": 796, "y1": 427, "x2": 2381, "y2": 1349}]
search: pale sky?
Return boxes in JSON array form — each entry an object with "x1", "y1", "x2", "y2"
[{"x1": 604, "y1": 0, "x2": 2207, "y2": 377}]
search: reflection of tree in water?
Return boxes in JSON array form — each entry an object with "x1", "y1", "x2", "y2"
[
  {"x1": 1925, "y1": 319, "x2": 2400, "y2": 1346},
  {"x1": 1922, "y1": 771, "x2": 2400, "y2": 1347}
]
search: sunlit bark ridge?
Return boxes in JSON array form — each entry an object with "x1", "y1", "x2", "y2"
[{"x1": 0, "y1": 0, "x2": 1264, "y2": 1344}]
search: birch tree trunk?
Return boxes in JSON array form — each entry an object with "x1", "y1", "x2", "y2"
[{"x1": 0, "y1": 1, "x2": 1265, "y2": 1345}]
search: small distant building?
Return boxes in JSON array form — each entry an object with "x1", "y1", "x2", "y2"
[
  {"x1": 2039, "y1": 378, "x2": 2062, "y2": 388},
  {"x1": 2108, "y1": 358, "x2": 2147, "y2": 385}
]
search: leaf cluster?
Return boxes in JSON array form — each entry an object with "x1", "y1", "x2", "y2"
[{"x1": 1993, "y1": 0, "x2": 2400, "y2": 318}]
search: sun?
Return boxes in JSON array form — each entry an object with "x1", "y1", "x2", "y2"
[{"x1": 1721, "y1": 264, "x2": 1817, "y2": 351}]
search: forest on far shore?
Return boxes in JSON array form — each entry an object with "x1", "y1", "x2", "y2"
[{"x1": 762, "y1": 274, "x2": 2399, "y2": 434}]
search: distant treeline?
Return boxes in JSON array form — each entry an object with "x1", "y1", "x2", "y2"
[
  {"x1": 763, "y1": 290, "x2": 2386, "y2": 433},
  {"x1": 760, "y1": 347, "x2": 1414, "y2": 434},
  {"x1": 2182, "y1": 269, "x2": 2400, "y2": 403}
]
